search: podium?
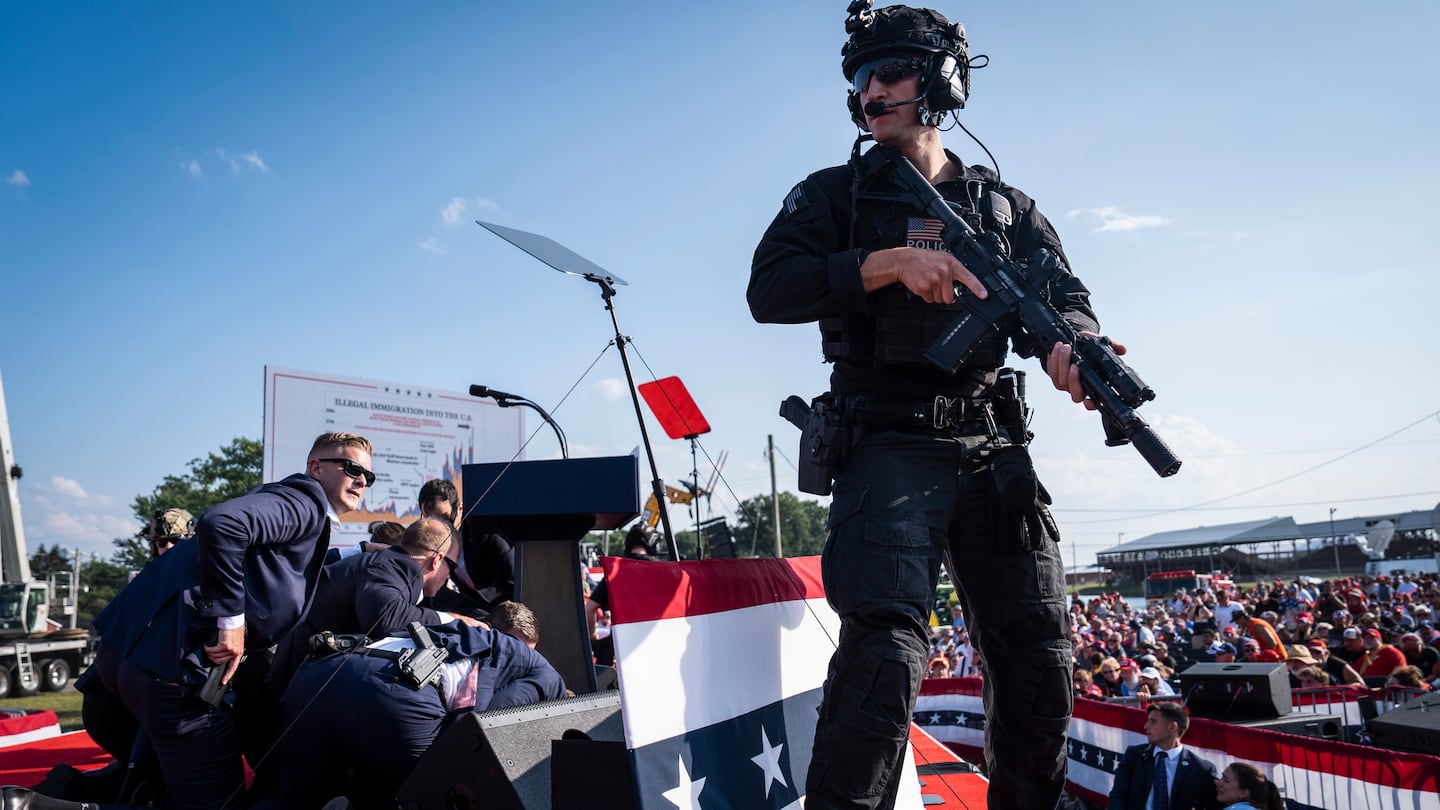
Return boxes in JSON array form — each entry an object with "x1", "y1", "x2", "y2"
[{"x1": 462, "y1": 455, "x2": 640, "y2": 694}]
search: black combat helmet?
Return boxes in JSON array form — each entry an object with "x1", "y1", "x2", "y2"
[{"x1": 841, "y1": 2, "x2": 977, "y2": 129}]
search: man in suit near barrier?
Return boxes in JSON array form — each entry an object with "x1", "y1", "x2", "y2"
[
  {"x1": 91, "y1": 432, "x2": 373, "y2": 809},
  {"x1": 1110, "y1": 702, "x2": 1221, "y2": 810}
]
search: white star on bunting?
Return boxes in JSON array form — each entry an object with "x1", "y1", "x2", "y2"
[
  {"x1": 750, "y1": 727, "x2": 788, "y2": 799},
  {"x1": 663, "y1": 755, "x2": 706, "y2": 809}
]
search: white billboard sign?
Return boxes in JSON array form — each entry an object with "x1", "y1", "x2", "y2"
[{"x1": 263, "y1": 367, "x2": 524, "y2": 542}]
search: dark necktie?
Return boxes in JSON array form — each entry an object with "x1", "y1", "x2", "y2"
[{"x1": 1152, "y1": 750, "x2": 1170, "y2": 810}]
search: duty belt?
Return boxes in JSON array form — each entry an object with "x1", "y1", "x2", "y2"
[{"x1": 845, "y1": 394, "x2": 997, "y2": 434}]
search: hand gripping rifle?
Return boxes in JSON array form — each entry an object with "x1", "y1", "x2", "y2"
[{"x1": 861, "y1": 145, "x2": 1181, "y2": 477}]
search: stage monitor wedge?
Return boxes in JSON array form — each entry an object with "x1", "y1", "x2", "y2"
[{"x1": 397, "y1": 693, "x2": 631, "y2": 810}]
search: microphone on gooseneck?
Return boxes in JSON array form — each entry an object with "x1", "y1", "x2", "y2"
[{"x1": 468, "y1": 385, "x2": 524, "y2": 402}]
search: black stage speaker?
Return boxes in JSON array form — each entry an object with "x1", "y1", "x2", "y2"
[
  {"x1": 700, "y1": 517, "x2": 735, "y2": 559},
  {"x1": 1235, "y1": 712, "x2": 1342, "y2": 740},
  {"x1": 396, "y1": 692, "x2": 633, "y2": 810},
  {"x1": 1368, "y1": 691, "x2": 1440, "y2": 755},
  {"x1": 1178, "y1": 662, "x2": 1290, "y2": 720}
]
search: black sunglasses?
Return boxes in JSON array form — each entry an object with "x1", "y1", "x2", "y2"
[
  {"x1": 319, "y1": 457, "x2": 376, "y2": 487},
  {"x1": 853, "y1": 56, "x2": 924, "y2": 94}
]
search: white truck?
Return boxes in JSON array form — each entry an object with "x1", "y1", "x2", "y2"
[{"x1": 0, "y1": 369, "x2": 93, "y2": 698}]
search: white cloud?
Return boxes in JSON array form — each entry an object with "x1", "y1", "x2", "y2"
[
  {"x1": 19, "y1": 482, "x2": 136, "y2": 557},
  {"x1": 595, "y1": 378, "x2": 628, "y2": 401},
  {"x1": 40, "y1": 509, "x2": 136, "y2": 544},
  {"x1": 442, "y1": 196, "x2": 498, "y2": 225},
  {"x1": 49, "y1": 476, "x2": 88, "y2": 499},
  {"x1": 182, "y1": 159, "x2": 203, "y2": 179},
  {"x1": 6, "y1": 169, "x2": 29, "y2": 188},
  {"x1": 215, "y1": 148, "x2": 270, "y2": 175},
  {"x1": 441, "y1": 197, "x2": 467, "y2": 225},
  {"x1": 1067, "y1": 206, "x2": 1170, "y2": 233},
  {"x1": 417, "y1": 236, "x2": 445, "y2": 254}
]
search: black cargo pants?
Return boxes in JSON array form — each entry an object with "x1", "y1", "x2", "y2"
[{"x1": 804, "y1": 429, "x2": 1072, "y2": 810}]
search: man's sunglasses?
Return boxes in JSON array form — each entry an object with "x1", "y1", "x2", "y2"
[
  {"x1": 320, "y1": 457, "x2": 376, "y2": 487},
  {"x1": 853, "y1": 56, "x2": 925, "y2": 94}
]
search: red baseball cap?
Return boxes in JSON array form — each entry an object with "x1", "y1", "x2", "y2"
[
  {"x1": 1306, "y1": 639, "x2": 1328, "y2": 651},
  {"x1": 1363, "y1": 628, "x2": 1382, "y2": 639},
  {"x1": 1119, "y1": 658, "x2": 1138, "y2": 670}
]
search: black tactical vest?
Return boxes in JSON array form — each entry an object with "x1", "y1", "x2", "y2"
[{"x1": 819, "y1": 161, "x2": 1016, "y2": 370}]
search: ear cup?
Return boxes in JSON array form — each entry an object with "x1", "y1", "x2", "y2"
[
  {"x1": 926, "y1": 54, "x2": 968, "y2": 112},
  {"x1": 847, "y1": 90, "x2": 868, "y2": 130}
]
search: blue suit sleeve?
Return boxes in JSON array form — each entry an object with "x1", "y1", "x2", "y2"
[
  {"x1": 485, "y1": 640, "x2": 567, "y2": 710},
  {"x1": 194, "y1": 482, "x2": 321, "y2": 619},
  {"x1": 354, "y1": 553, "x2": 443, "y2": 636}
]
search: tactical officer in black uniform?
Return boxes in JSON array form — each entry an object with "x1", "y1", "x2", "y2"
[{"x1": 750, "y1": 5, "x2": 1125, "y2": 809}]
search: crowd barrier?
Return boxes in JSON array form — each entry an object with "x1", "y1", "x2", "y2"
[
  {"x1": 0, "y1": 709, "x2": 61, "y2": 749},
  {"x1": 916, "y1": 677, "x2": 1440, "y2": 809}
]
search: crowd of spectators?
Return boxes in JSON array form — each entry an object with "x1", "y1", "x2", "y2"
[
  {"x1": 926, "y1": 570, "x2": 1439, "y2": 807},
  {"x1": 926, "y1": 571, "x2": 1440, "y2": 699}
]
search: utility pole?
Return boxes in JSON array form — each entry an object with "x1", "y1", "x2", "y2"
[
  {"x1": 1330, "y1": 507, "x2": 1340, "y2": 575},
  {"x1": 69, "y1": 547, "x2": 82, "y2": 629},
  {"x1": 1068, "y1": 537, "x2": 1078, "y2": 594},
  {"x1": 768, "y1": 435, "x2": 782, "y2": 558}
]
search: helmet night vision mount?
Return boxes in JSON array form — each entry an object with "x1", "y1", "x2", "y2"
[{"x1": 841, "y1": 1, "x2": 985, "y2": 130}]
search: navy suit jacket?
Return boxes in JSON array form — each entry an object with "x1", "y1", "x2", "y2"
[
  {"x1": 94, "y1": 474, "x2": 332, "y2": 680},
  {"x1": 431, "y1": 622, "x2": 567, "y2": 711},
  {"x1": 270, "y1": 545, "x2": 443, "y2": 690},
  {"x1": 1109, "y1": 743, "x2": 1220, "y2": 810}
]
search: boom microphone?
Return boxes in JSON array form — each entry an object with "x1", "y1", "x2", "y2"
[
  {"x1": 468, "y1": 384, "x2": 524, "y2": 402},
  {"x1": 862, "y1": 96, "x2": 923, "y2": 117}
]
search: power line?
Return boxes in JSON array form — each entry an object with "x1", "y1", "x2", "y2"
[
  {"x1": 1052, "y1": 489, "x2": 1440, "y2": 514},
  {"x1": 1176, "y1": 436, "x2": 1440, "y2": 460},
  {"x1": 1066, "y1": 408, "x2": 1440, "y2": 525}
]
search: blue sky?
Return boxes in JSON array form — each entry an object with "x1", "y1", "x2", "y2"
[{"x1": 3, "y1": 2, "x2": 1437, "y2": 567}]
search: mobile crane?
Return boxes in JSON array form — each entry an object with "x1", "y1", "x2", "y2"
[{"x1": 0, "y1": 370, "x2": 92, "y2": 698}]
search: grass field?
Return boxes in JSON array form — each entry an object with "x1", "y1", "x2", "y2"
[{"x1": 1, "y1": 691, "x2": 84, "y2": 731}]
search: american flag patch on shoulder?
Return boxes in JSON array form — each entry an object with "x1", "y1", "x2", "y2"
[{"x1": 783, "y1": 183, "x2": 808, "y2": 216}]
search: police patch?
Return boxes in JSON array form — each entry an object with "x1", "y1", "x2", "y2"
[
  {"x1": 783, "y1": 182, "x2": 809, "y2": 216},
  {"x1": 906, "y1": 216, "x2": 950, "y2": 253}
]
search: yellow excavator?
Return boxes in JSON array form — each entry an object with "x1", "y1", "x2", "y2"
[{"x1": 638, "y1": 450, "x2": 725, "y2": 530}]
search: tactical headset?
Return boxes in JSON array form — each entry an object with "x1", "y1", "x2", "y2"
[{"x1": 841, "y1": 2, "x2": 977, "y2": 130}]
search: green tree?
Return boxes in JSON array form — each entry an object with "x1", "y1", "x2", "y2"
[
  {"x1": 732, "y1": 492, "x2": 829, "y2": 558},
  {"x1": 28, "y1": 543, "x2": 72, "y2": 579},
  {"x1": 111, "y1": 437, "x2": 263, "y2": 570},
  {"x1": 78, "y1": 559, "x2": 131, "y2": 621}
]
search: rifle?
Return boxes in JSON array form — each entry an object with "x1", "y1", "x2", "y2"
[{"x1": 859, "y1": 145, "x2": 1181, "y2": 477}]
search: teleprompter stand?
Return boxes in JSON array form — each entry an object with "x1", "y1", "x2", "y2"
[{"x1": 477, "y1": 220, "x2": 680, "y2": 558}]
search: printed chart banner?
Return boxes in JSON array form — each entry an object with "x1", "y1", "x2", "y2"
[{"x1": 263, "y1": 367, "x2": 523, "y2": 541}]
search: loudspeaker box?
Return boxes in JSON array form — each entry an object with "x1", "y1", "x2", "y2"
[
  {"x1": 396, "y1": 692, "x2": 633, "y2": 810},
  {"x1": 1177, "y1": 662, "x2": 1290, "y2": 720},
  {"x1": 1369, "y1": 691, "x2": 1440, "y2": 755}
]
